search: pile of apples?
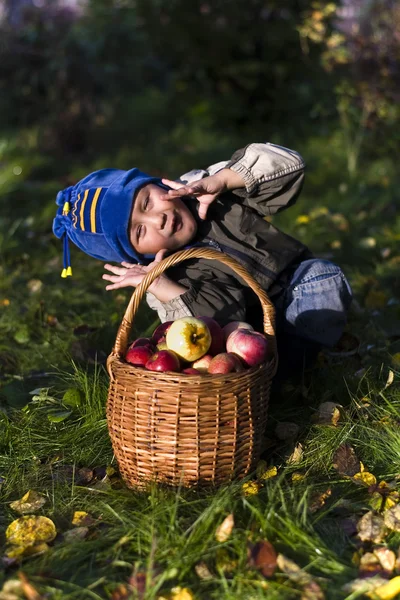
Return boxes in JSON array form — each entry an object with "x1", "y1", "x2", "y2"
[{"x1": 125, "y1": 316, "x2": 271, "y2": 375}]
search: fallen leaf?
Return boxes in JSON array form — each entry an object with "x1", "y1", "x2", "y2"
[
  {"x1": 248, "y1": 540, "x2": 277, "y2": 578},
  {"x1": 6, "y1": 516, "x2": 56, "y2": 547},
  {"x1": 9, "y1": 491, "x2": 46, "y2": 515},
  {"x1": 309, "y1": 488, "x2": 332, "y2": 513},
  {"x1": 169, "y1": 588, "x2": 195, "y2": 600},
  {"x1": 63, "y1": 527, "x2": 89, "y2": 543},
  {"x1": 359, "y1": 552, "x2": 384, "y2": 576},
  {"x1": 332, "y1": 444, "x2": 361, "y2": 477},
  {"x1": 62, "y1": 388, "x2": 84, "y2": 407},
  {"x1": 215, "y1": 548, "x2": 238, "y2": 574},
  {"x1": 292, "y1": 472, "x2": 306, "y2": 483},
  {"x1": 256, "y1": 462, "x2": 278, "y2": 481},
  {"x1": 194, "y1": 562, "x2": 213, "y2": 580},
  {"x1": 287, "y1": 443, "x2": 304, "y2": 465},
  {"x1": 111, "y1": 584, "x2": 130, "y2": 600},
  {"x1": 18, "y1": 571, "x2": 44, "y2": 600},
  {"x1": 353, "y1": 472, "x2": 377, "y2": 487},
  {"x1": 74, "y1": 467, "x2": 94, "y2": 485},
  {"x1": 383, "y1": 505, "x2": 400, "y2": 532},
  {"x1": 357, "y1": 511, "x2": 386, "y2": 543},
  {"x1": 302, "y1": 580, "x2": 325, "y2": 600},
  {"x1": 5, "y1": 543, "x2": 49, "y2": 561},
  {"x1": 128, "y1": 572, "x2": 146, "y2": 600},
  {"x1": 367, "y1": 576, "x2": 400, "y2": 599},
  {"x1": 242, "y1": 481, "x2": 260, "y2": 496},
  {"x1": 71, "y1": 511, "x2": 97, "y2": 528},
  {"x1": 215, "y1": 514, "x2": 234, "y2": 543},
  {"x1": 343, "y1": 577, "x2": 389, "y2": 594},
  {"x1": 374, "y1": 548, "x2": 396, "y2": 573},
  {"x1": 313, "y1": 402, "x2": 342, "y2": 426},
  {"x1": 384, "y1": 370, "x2": 395, "y2": 389},
  {"x1": 276, "y1": 554, "x2": 311, "y2": 585},
  {"x1": 275, "y1": 422, "x2": 300, "y2": 440},
  {"x1": 27, "y1": 279, "x2": 43, "y2": 294}
]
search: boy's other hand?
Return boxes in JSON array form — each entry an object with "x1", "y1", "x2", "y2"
[
  {"x1": 161, "y1": 169, "x2": 245, "y2": 220},
  {"x1": 103, "y1": 249, "x2": 169, "y2": 293}
]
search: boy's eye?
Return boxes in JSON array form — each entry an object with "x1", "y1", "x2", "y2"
[
  {"x1": 143, "y1": 196, "x2": 149, "y2": 210},
  {"x1": 137, "y1": 225, "x2": 143, "y2": 242}
]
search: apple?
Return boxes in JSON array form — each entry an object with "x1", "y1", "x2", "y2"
[
  {"x1": 191, "y1": 354, "x2": 213, "y2": 372},
  {"x1": 208, "y1": 352, "x2": 245, "y2": 374},
  {"x1": 182, "y1": 367, "x2": 201, "y2": 375},
  {"x1": 145, "y1": 350, "x2": 181, "y2": 372},
  {"x1": 197, "y1": 316, "x2": 225, "y2": 356},
  {"x1": 129, "y1": 337, "x2": 154, "y2": 350},
  {"x1": 125, "y1": 345, "x2": 153, "y2": 367},
  {"x1": 226, "y1": 329, "x2": 270, "y2": 367},
  {"x1": 166, "y1": 317, "x2": 211, "y2": 362},
  {"x1": 223, "y1": 321, "x2": 254, "y2": 343},
  {"x1": 151, "y1": 321, "x2": 173, "y2": 345}
]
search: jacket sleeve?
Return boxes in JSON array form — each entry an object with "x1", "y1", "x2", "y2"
[
  {"x1": 179, "y1": 142, "x2": 305, "y2": 217},
  {"x1": 146, "y1": 264, "x2": 248, "y2": 324}
]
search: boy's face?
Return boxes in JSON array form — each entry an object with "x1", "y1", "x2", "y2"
[{"x1": 129, "y1": 183, "x2": 198, "y2": 256}]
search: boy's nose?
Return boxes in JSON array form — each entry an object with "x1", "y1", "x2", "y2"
[{"x1": 144, "y1": 212, "x2": 167, "y2": 230}]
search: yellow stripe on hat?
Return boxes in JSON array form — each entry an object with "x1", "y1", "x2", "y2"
[
  {"x1": 80, "y1": 189, "x2": 89, "y2": 231},
  {"x1": 90, "y1": 187, "x2": 102, "y2": 233}
]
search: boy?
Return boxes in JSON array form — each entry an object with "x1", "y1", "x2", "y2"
[{"x1": 53, "y1": 142, "x2": 352, "y2": 370}]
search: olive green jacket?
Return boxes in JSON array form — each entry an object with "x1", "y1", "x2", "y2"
[{"x1": 147, "y1": 142, "x2": 312, "y2": 327}]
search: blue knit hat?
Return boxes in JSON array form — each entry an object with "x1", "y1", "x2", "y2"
[{"x1": 53, "y1": 168, "x2": 163, "y2": 277}]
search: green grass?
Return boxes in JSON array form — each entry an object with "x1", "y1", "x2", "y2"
[{"x1": 1, "y1": 130, "x2": 400, "y2": 598}]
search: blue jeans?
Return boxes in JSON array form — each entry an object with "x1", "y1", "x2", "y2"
[{"x1": 273, "y1": 259, "x2": 353, "y2": 374}]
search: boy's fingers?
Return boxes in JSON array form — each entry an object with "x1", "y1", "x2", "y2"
[
  {"x1": 103, "y1": 265, "x2": 128, "y2": 275},
  {"x1": 197, "y1": 204, "x2": 208, "y2": 220},
  {"x1": 161, "y1": 178, "x2": 185, "y2": 190},
  {"x1": 120, "y1": 261, "x2": 136, "y2": 268},
  {"x1": 154, "y1": 249, "x2": 168, "y2": 262}
]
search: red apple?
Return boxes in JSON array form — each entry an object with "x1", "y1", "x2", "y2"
[
  {"x1": 208, "y1": 352, "x2": 245, "y2": 374},
  {"x1": 226, "y1": 329, "x2": 270, "y2": 367},
  {"x1": 151, "y1": 321, "x2": 173, "y2": 345},
  {"x1": 166, "y1": 317, "x2": 211, "y2": 362},
  {"x1": 145, "y1": 349, "x2": 181, "y2": 372},
  {"x1": 191, "y1": 354, "x2": 213, "y2": 372},
  {"x1": 223, "y1": 321, "x2": 254, "y2": 343},
  {"x1": 197, "y1": 316, "x2": 225, "y2": 355},
  {"x1": 182, "y1": 367, "x2": 201, "y2": 375},
  {"x1": 129, "y1": 337, "x2": 154, "y2": 350},
  {"x1": 125, "y1": 345, "x2": 153, "y2": 367}
]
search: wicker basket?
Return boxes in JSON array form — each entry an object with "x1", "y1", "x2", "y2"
[{"x1": 106, "y1": 247, "x2": 278, "y2": 488}]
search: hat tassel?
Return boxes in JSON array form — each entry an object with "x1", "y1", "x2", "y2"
[{"x1": 61, "y1": 233, "x2": 72, "y2": 278}]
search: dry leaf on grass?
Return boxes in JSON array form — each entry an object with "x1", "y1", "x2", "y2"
[
  {"x1": 301, "y1": 580, "x2": 325, "y2": 600},
  {"x1": 383, "y1": 505, "x2": 400, "y2": 532},
  {"x1": 242, "y1": 481, "x2": 260, "y2": 496},
  {"x1": 332, "y1": 444, "x2": 361, "y2": 477},
  {"x1": 194, "y1": 562, "x2": 213, "y2": 580},
  {"x1": 17, "y1": 571, "x2": 44, "y2": 600},
  {"x1": 276, "y1": 554, "x2": 311, "y2": 586},
  {"x1": 309, "y1": 488, "x2": 332, "y2": 514},
  {"x1": 287, "y1": 443, "x2": 304, "y2": 465},
  {"x1": 359, "y1": 552, "x2": 385, "y2": 577},
  {"x1": 256, "y1": 462, "x2": 278, "y2": 481},
  {"x1": 342, "y1": 577, "x2": 389, "y2": 595},
  {"x1": 6, "y1": 516, "x2": 56, "y2": 547},
  {"x1": 71, "y1": 511, "x2": 98, "y2": 528},
  {"x1": 373, "y1": 548, "x2": 396, "y2": 574},
  {"x1": 357, "y1": 511, "x2": 386, "y2": 543},
  {"x1": 312, "y1": 402, "x2": 343, "y2": 426},
  {"x1": 247, "y1": 540, "x2": 277, "y2": 578},
  {"x1": 9, "y1": 491, "x2": 46, "y2": 515},
  {"x1": 215, "y1": 514, "x2": 234, "y2": 543},
  {"x1": 367, "y1": 576, "x2": 400, "y2": 600},
  {"x1": 63, "y1": 527, "x2": 89, "y2": 543},
  {"x1": 353, "y1": 472, "x2": 377, "y2": 487}
]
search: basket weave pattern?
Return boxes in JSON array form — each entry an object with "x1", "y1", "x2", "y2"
[{"x1": 106, "y1": 248, "x2": 277, "y2": 488}]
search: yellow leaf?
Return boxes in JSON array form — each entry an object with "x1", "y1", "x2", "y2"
[
  {"x1": 367, "y1": 576, "x2": 400, "y2": 600},
  {"x1": 10, "y1": 490, "x2": 46, "y2": 515},
  {"x1": 6, "y1": 516, "x2": 56, "y2": 547},
  {"x1": 296, "y1": 215, "x2": 310, "y2": 225},
  {"x1": 242, "y1": 481, "x2": 260, "y2": 496},
  {"x1": 384, "y1": 370, "x2": 395, "y2": 390},
  {"x1": 1, "y1": 299, "x2": 10, "y2": 306},
  {"x1": 258, "y1": 466, "x2": 278, "y2": 481},
  {"x1": 71, "y1": 511, "x2": 97, "y2": 527},
  {"x1": 353, "y1": 472, "x2": 377, "y2": 487},
  {"x1": 292, "y1": 472, "x2": 306, "y2": 483},
  {"x1": 170, "y1": 587, "x2": 195, "y2": 600},
  {"x1": 215, "y1": 513, "x2": 234, "y2": 543}
]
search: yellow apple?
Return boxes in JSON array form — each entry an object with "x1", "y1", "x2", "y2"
[{"x1": 166, "y1": 317, "x2": 211, "y2": 362}]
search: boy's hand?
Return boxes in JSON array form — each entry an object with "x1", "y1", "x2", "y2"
[
  {"x1": 103, "y1": 249, "x2": 169, "y2": 294},
  {"x1": 103, "y1": 249, "x2": 188, "y2": 302},
  {"x1": 161, "y1": 168, "x2": 245, "y2": 220}
]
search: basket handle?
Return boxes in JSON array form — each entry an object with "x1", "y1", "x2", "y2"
[{"x1": 111, "y1": 247, "x2": 277, "y2": 360}]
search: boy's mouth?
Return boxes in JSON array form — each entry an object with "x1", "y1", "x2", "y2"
[{"x1": 170, "y1": 213, "x2": 182, "y2": 235}]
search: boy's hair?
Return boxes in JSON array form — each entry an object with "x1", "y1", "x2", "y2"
[{"x1": 52, "y1": 168, "x2": 161, "y2": 276}]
